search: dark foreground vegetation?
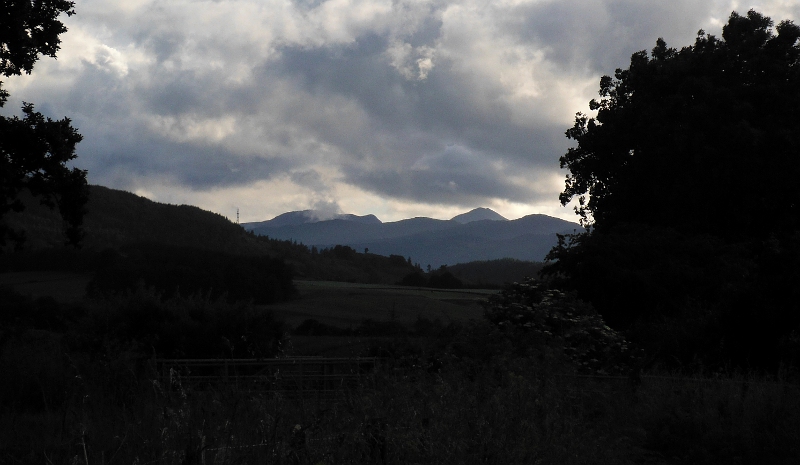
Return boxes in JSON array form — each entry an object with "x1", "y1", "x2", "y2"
[
  {"x1": 2, "y1": 6, "x2": 800, "y2": 464},
  {"x1": 2, "y1": 281, "x2": 799, "y2": 464},
  {"x1": 547, "y1": 10, "x2": 800, "y2": 373}
]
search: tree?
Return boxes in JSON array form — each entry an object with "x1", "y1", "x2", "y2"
[
  {"x1": 1, "y1": 0, "x2": 87, "y2": 248},
  {"x1": 546, "y1": 10, "x2": 800, "y2": 370},
  {"x1": 559, "y1": 10, "x2": 800, "y2": 238}
]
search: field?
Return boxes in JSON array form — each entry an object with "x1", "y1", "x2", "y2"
[
  {"x1": 0, "y1": 271, "x2": 92, "y2": 302},
  {"x1": 2, "y1": 273, "x2": 799, "y2": 464},
  {"x1": 0, "y1": 273, "x2": 494, "y2": 328},
  {"x1": 267, "y1": 280, "x2": 492, "y2": 328}
]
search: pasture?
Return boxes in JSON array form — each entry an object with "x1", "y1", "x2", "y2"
[
  {"x1": 266, "y1": 280, "x2": 493, "y2": 329},
  {"x1": 0, "y1": 270, "x2": 92, "y2": 302},
  {"x1": 2, "y1": 273, "x2": 799, "y2": 463}
]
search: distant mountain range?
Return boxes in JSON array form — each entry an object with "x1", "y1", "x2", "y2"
[
  {"x1": 243, "y1": 208, "x2": 581, "y2": 268},
  {"x1": 4, "y1": 186, "x2": 580, "y2": 285}
]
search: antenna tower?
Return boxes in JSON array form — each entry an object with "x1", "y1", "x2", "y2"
[{"x1": 236, "y1": 208, "x2": 239, "y2": 225}]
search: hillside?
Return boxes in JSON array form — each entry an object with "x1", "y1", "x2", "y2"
[
  {"x1": 4, "y1": 185, "x2": 266, "y2": 255},
  {"x1": 2, "y1": 187, "x2": 560, "y2": 288},
  {"x1": 0, "y1": 186, "x2": 422, "y2": 287}
]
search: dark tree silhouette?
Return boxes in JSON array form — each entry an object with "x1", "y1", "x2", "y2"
[
  {"x1": 546, "y1": 10, "x2": 800, "y2": 369},
  {"x1": 1, "y1": 0, "x2": 87, "y2": 248},
  {"x1": 558, "y1": 10, "x2": 800, "y2": 236}
]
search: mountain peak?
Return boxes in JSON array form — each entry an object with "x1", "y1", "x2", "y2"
[
  {"x1": 248, "y1": 210, "x2": 381, "y2": 228},
  {"x1": 451, "y1": 208, "x2": 507, "y2": 224}
]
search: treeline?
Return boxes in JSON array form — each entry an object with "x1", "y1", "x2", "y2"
[
  {"x1": 446, "y1": 258, "x2": 545, "y2": 288},
  {"x1": 249, "y1": 237, "x2": 422, "y2": 285},
  {"x1": 1, "y1": 242, "x2": 297, "y2": 305},
  {"x1": 398, "y1": 268, "x2": 464, "y2": 289},
  {"x1": 394, "y1": 259, "x2": 545, "y2": 289},
  {"x1": 87, "y1": 242, "x2": 296, "y2": 304}
]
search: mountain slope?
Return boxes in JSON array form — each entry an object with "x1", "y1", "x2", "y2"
[
  {"x1": 245, "y1": 210, "x2": 581, "y2": 267},
  {"x1": 249, "y1": 210, "x2": 381, "y2": 228},
  {"x1": 5, "y1": 185, "x2": 269, "y2": 255},
  {"x1": 2, "y1": 186, "x2": 422, "y2": 286},
  {"x1": 245, "y1": 216, "x2": 459, "y2": 245},
  {"x1": 451, "y1": 208, "x2": 507, "y2": 223}
]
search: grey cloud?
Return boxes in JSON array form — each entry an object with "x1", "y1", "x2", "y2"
[
  {"x1": 259, "y1": 21, "x2": 574, "y2": 208},
  {"x1": 272, "y1": 31, "x2": 558, "y2": 162},
  {"x1": 292, "y1": 0, "x2": 327, "y2": 11},
  {"x1": 83, "y1": 132, "x2": 296, "y2": 189},
  {"x1": 10, "y1": 0, "x2": 793, "y2": 221},
  {"x1": 144, "y1": 71, "x2": 207, "y2": 116},
  {"x1": 509, "y1": 0, "x2": 715, "y2": 75},
  {"x1": 57, "y1": 61, "x2": 294, "y2": 188},
  {"x1": 344, "y1": 144, "x2": 543, "y2": 206},
  {"x1": 138, "y1": 30, "x2": 185, "y2": 64},
  {"x1": 307, "y1": 200, "x2": 343, "y2": 221},
  {"x1": 290, "y1": 169, "x2": 329, "y2": 192},
  {"x1": 351, "y1": 166, "x2": 536, "y2": 207},
  {"x1": 288, "y1": 169, "x2": 343, "y2": 220},
  {"x1": 70, "y1": 2, "x2": 564, "y2": 203}
]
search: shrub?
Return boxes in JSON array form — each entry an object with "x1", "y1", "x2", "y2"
[
  {"x1": 86, "y1": 243, "x2": 296, "y2": 304},
  {"x1": 483, "y1": 278, "x2": 640, "y2": 374},
  {"x1": 72, "y1": 286, "x2": 286, "y2": 360}
]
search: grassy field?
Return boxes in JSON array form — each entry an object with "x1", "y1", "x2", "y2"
[
  {"x1": 0, "y1": 271, "x2": 92, "y2": 302},
  {"x1": 2, "y1": 274, "x2": 799, "y2": 463},
  {"x1": 0, "y1": 274, "x2": 495, "y2": 329},
  {"x1": 266, "y1": 280, "x2": 494, "y2": 329}
]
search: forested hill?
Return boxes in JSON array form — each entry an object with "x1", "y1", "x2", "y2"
[
  {"x1": 5, "y1": 185, "x2": 267, "y2": 255},
  {"x1": 0, "y1": 186, "x2": 422, "y2": 286},
  {"x1": 3, "y1": 185, "x2": 548, "y2": 288}
]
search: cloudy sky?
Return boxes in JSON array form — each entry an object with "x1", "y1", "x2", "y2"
[{"x1": 3, "y1": 0, "x2": 798, "y2": 223}]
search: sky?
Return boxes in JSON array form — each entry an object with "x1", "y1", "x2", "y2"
[{"x1": 2, "y1": 0, "x2": 798, "y2": 223}]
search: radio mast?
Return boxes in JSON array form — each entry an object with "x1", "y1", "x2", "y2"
[{"x1": 236, "y1": 208, "x2": 240, "y2": 225}]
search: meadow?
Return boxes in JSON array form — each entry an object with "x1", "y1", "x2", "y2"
[
  {"x1": 267, "y1": 280, "x2": 490, "y2": 327},
  {"x1": 2, "y1": 277, "x2": 799, "y2": 464}
]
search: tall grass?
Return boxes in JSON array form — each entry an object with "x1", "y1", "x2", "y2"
[
  {"x1": 2, "y1": 340, "x2": 798, "y2": 464},
  {"x1": 2, "y1": 286, "x2": 798, "y2": 464}
]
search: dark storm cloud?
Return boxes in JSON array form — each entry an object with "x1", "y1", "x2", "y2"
[
  {"x1": 80, "y1": 127, "x2": 296, "y2": 188},
  {"x1": 507, "y1": 0, "x2": 722, "y2": 74},
  {"x1": 4, "y1": 0, "x2": 795, "y2": 221},
  {"x1": 272, "y1": 28, "x2": 561, "y2": 167},
  {"x1": 343, "y1": 144, "x2": 542, "y2": 206},
  {"x1": 145, "y1": 71, "x2": 206, "y2": 116},
  {"x1": 352, "y1": 167, "x2": 534, "y2": 206},
  {"x1": 264, "y1": 23, "x2": 570, "y2": 206}
]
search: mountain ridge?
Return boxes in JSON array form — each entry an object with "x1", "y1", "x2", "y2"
[
  {"x1": 250, "y1": 210, "x2": 382, "y2": 228},
  {"x1": 243, "y1": 209, "x2": 581, "y2": 267},
  {"x1": 451, "y1": 207, "x2": 508, "y2": 223}
]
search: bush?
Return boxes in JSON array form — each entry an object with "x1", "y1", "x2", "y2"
[
  {"x1": 72, "y1": 286, "x2": 287, "y2": 360},
  {"x1": 483, "y1": 278, "x2": 640, "y2": 374}
]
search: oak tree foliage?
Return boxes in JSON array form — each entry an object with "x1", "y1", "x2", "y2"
[
  {"x1": 0, "y1": 0, "x2": 86, "y2": 248},
  {"x1": 546, "y1": 10, "x2": 800, "y2": 369},
  {"x1": 559, "y1": 9, "x2": 800, "y2": 236}
]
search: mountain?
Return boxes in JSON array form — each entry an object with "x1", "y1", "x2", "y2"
[
  {"x1": 451, "y1": 208, "x2": 507, "y2": 223},
  {"x1": 244, "y1": 210, "x2": 581, "y2": 267},
  {"x1": 250, "y1": 210, "x2": 382, "y2": 228}
]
